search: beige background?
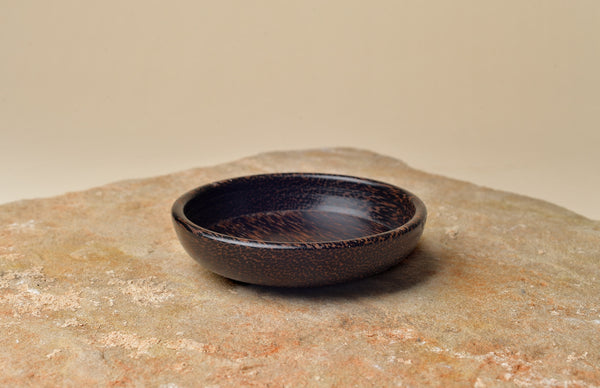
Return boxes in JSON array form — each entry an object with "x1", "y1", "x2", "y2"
[{"x1": 1, "y1": 1, "x2": 599, "y2": 219}]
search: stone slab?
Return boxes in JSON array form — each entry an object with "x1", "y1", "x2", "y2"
[{"x1": 0, "y1": 148, "x2": 599, "y2": 387}]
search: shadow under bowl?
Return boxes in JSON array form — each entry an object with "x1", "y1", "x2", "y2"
[{"x1": 172, "y1": 173, "x2": 427, "y2": 287}]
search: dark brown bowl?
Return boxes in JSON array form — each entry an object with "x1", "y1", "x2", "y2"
[{"x1": 172, "y1": 173, "x2": 426, "y2": 287}]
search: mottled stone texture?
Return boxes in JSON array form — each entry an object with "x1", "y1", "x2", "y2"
[{"x1": 0, "y1": 148, "x2": 599, "y2": 387}]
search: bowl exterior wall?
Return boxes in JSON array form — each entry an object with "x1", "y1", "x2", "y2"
[{"x1": 172, "y1": 218, "x2": 425, "y2": 287}]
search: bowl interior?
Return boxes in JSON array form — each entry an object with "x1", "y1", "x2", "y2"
[{"x1": 183, "y1": 174, "x2": 416, "y2": 243}]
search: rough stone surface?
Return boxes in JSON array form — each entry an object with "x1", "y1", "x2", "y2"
[{"x1": 1, "y1": 148, "x2": 599, "y2": 387}]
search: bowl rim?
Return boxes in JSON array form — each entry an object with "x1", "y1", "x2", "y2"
[{"x1": 172, "y1": 172, "x2": 427, "y2": 249}]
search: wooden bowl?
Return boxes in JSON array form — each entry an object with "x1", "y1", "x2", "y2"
[{"x1": 172, "y1": 173, "x2": 426, "y2": 287}]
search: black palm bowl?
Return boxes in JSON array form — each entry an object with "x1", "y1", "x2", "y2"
[{"x1": 172, "y1": 173, "x2": 427, "y2": 287}]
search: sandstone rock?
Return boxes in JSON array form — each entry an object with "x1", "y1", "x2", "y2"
[{"x1": 0, "y1": 148, "x2": 598, "y2": 386}]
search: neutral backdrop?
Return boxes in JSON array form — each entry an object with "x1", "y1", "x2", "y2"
[{"x1": 1, "y1": 1, "x2": 599, "y2": 219}]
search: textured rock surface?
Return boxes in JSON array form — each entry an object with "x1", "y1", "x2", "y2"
[{"x1": 0, "y1": 148, "x2": 599, "y2": 387}]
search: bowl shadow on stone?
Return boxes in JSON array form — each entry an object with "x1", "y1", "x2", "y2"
[{"x1": 223, "y1": 240, "x2": 439, "y2": 300}]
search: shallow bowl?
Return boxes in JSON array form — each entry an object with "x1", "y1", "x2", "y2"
[{"x1": 172, "y1": 173, "x2": 426, "y2": 287}]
